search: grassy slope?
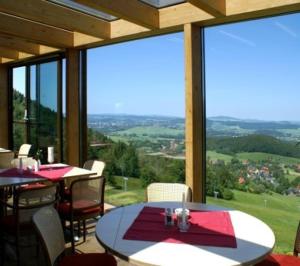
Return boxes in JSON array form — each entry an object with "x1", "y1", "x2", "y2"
[
  {"x1": 105, "y1": 176, "x2": 300, "y2": 253},
  {"x1": 208, "y1": 190, "x2": 300, "y2": 253}
]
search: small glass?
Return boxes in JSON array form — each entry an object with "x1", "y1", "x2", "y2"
[
  {"x1": 164, "y1": 208, "x2": 174, "y2": 226},
  {"x1": 175, "y1": 208, "x2": 190, "y2": 232}
]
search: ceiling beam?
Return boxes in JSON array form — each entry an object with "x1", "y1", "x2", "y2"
[
  {"x1": 0, "y1": 12, "x2": 73, "y2": 48},
  {"x1": 74, "y1": 0, "x2": 159, "y2": 29},
  {"x1": 187, "y1": 0, "x2": 226, "y2": 17},
  {"x1": 0, "y1": 57, "x2": 14, "y2": 64},
  {"x1": 159, "y1": 3, "x2": 213, "y2": 28},
  {"x1": 0, "y1": 47, "x2": 33, "y2": 60},
  {"x1": 0, "y1": 0, "x2": 110, "y2": 39},
  {"x1": 0, "y1": 47, "x2": 18, "y2": 59},
  {"x1": 0, "y1": 34, "x2": 40, "y2": 55}
]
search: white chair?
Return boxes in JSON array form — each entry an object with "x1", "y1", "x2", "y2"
[
  {"x1": 146, "y1": 182, "x2": 192, "y2": 202},
  {"x1": 83, "y1": 160, "x2": 106, "y2": 177},
  {"x1": 17, "y1": 144, "x2": 32, "y2": 158},
  {"x1": 32, "y1": 206, "x2": 117, "y2": 266},
  {"x1": 11, "y1": 157, "x2": 36, "y2": 169}
]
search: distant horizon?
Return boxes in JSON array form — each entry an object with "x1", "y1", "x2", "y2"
[{"x1": 87, "y1": 112, "x2": 300, "y2": 123}]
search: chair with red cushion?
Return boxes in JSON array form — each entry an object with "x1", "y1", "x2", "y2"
[
  {"x1": 256, "y1": 221, "x2": 300, "y2": 266},
  {"x1": 33, "y1": 206, "x2": 116, "y2": 266},
  {"x1": 0, "y1": 184, "x2": 58, "y2": 266},
  {"x1": 58, "y1": 176, "x2": 105, "y2": 253}
]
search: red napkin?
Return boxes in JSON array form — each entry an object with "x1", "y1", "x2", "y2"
[
  {"x1": 123, "y1": 206, "x2": 237, "y2": 248},
  {"x1": 0, "y1": 165, "x2": 73, "y2": 182}
]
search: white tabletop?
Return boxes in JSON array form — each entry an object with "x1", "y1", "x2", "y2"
[
  {"x1": 0, "y1": 163, "x2": 96, "y2": 187},
  {"x1": 0, "y1": 148, "x2": 13, "y2": 153},
  {"x1": 96, "y1": 202, "x2": 275, "y2": 266}
]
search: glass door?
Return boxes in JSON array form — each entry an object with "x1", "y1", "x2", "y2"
[{"x1": 11, "y1": 59, "x2": 64, "y2": 162}]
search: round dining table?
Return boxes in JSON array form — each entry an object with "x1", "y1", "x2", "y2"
[{"x1": 95, "y1": 202, "x2": 275, "y2": 266}]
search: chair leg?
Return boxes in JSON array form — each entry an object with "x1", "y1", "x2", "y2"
[
  {"x1": 70, "y1": 219, "x2": 75, "y2": 254},
  {"x1": 16, "y1": 235, "x2": 20, "y2": 266},
  {"x1": 83, "y1": 220, "x2": 86, "y2": 242},
  {"x1": 77, "y1": 221, "x2": 81, "y2": 238}
]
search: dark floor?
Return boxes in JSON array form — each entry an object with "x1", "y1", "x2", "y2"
[{"x1": 2, "y1": 205, "x2": 131, "y2": 266}]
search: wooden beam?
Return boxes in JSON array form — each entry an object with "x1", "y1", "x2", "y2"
[
  {"x1": 0, "y1": 0, "x2": 110, "y2": 39},
  {"x1": 0, "y1": 47, "x2": 19, "y2": 60},
  {"x1": 74, "y1": 0, "x2": 159, "y2": 29},
  {"x1": 0, "y1": 47, "x2": 34, "y2": 60},
  {"x1": 110, "y1": 19, "x2": 149, "y2": 39},
  {"x1": 66, "y1": 49, "x2": 80, "y2": 166},
  {"x1": 0, "y1": 12, "x2": 73, "y2": 48},
  {"x1": 0, "y1": 64, "x2": 9, "y2": 148},
  {"x1": 187, "y1": 0, "x2": 226, "y2": 17},
  {"x1": 159, "y1": 3, "x2": 213, "y2": 28},
  {"x1": 0, "y1": 57, "x2": 14, "y2": 64},
  {"x1": 184, "y1": 24, "x2": 205, "y2": 202},
  {"x1": 0, "y1": 34, "x2": 40, "y2": 55}
]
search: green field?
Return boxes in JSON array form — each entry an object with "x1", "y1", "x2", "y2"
[
  {"x1": 236, "y1": 152, "x2": 300, "y2": 164},
  {"x1": 112, "y1": 126, "x2": 183, "y2": 137},
  {"x1": 105, "y1": 176, "x2": 300, "y2": 253},
  {"x1": 207, "y1": 150, "x2": 233, "y2": 163}
]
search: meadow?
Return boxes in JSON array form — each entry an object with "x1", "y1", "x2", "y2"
[{"x1": 105, "y1": 176, "x2": 300, "y2": 253}]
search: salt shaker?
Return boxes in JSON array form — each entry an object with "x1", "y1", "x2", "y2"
[{"x1": 165, "y1": 208, "x2": 174, "y2": 226}]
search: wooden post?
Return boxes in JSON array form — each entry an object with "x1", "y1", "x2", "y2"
[
  {"x1": 0, "y1": 64, "x2": 9, "y2": 148},
  {"x1": 66, "y1": 49, "x2": 81, "y2": 166},
  {"x1": 184, "y1": 23, "x2": 205, "y2": 202}
]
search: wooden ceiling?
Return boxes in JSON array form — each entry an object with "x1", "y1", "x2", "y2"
[{"x1": 0, "y1": 0, "x2": 300, "y2": 64}]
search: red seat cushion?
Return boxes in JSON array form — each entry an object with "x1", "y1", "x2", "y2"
[
  {"x1": 0, "y1": 215, "x2": 32, "y2": 233},
  {"x1": 58, "y1": 200, "x2": 102, "y2": 219},
  {"x1": 59, "y1": 253, "x2": 117, "y2": 266},
  {"x1": 256, "y1": 254, "x2": 300, "y2": 266},
  {"x1": 19, "y1": 183, "x2": 46, "y2": 191}
]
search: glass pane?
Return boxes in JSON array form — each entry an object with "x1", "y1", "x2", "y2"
[
  {"x1": 205, "y1": 13, "x2": 300, "y2": 253},
  {"x1": 38, "y1": 61, "x2": 58, "y2": 160},
  {"x1": 29, "y1": 65, "x2": 37, "y2": 122},
  {"x1": 140, "y1": 0, "x2": 185, "y2": 8},
  {"x1": 13, "y1": 123, "x2": 26, "y2": 151},
  {"x1": 12, "y1": 67, "x2": 26, "y2": 121},
  {"x1": 87, "y1": 33, "x2": 185, "y2": 206},
  {"x1": 49, "y1": 0, "x2": 118, "y2": 21},
  {"x1": 12, "y1": 67, "x2": 26, "y2": 151}
]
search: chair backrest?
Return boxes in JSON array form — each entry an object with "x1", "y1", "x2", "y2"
[
  {"x1": 18, "y1": 144, "x2": 32, "y2": 158},
  {"x1": 146, "y1": 183, "x2": 192, "y2": 202},
  {"x1": 0, "y1": 151, "x2": 14, "y2": 168},
  {"x1": 11, "y1": 157, "x2": 36, "y2": 169},
  {"x1": 33, "y1": 206, "x2": 65, "y2": 266},
  {"x1": 15, "y1": 184, "x2": 58, "y2": 224},
  {"x1": 294, "y1": 221, "x2": 300, "y2": 256},
  {"x1": 70, "y1": 176, "x2": 105, "y2": 216},
  {"x1": 83, "y1": 160, "x2": 106, "y2": 177}
]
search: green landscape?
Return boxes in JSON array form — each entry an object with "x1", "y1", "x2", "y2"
[{"x1": 87, "y1": 114, "x2": 300, "y2": 253}]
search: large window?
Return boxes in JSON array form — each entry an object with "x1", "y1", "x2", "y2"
[
  {"x1": 87, "y1": 33, "x2": 185, "y2": 206},
  {"x1": 205, "y1": 13, "x2": 300, "y2": 253},
  {"x1": 12, "y1": 59, "x2": 65, "y2": 162}
]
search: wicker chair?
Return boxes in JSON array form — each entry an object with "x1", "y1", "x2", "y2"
[
  {"x1": 146, "y1": 182, "x2": 192, "y2": 202},
  {"x1": 64, "y1": 160, "x2": 105, "y2": 191},
  {"x1": 0, "y1": 184, "x2": 58, "y2": 266},
  {"x1": 17, "y1": 144, "x2": 32, "y2": 158},
  {"x1": 33, "y1": 206, "x2": 117, "y2": 266},
  {"x1": 256, "y1": 221, "x2": 300, "y2": 265},
  {"x1": 58, "y1": 176, "x2": 105, "y2": 253}
]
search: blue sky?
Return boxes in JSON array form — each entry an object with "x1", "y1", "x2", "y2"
[{"x1": 88, "y1": 12, "x2": 300, "y2": 121}]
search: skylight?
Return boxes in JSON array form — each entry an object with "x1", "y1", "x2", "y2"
[
  {"x1": 140, "y1": 0, "x2": 185, "y2": 8},
  {"x1": 48, "y1": 0, "x2": 118, "y2": 21}
]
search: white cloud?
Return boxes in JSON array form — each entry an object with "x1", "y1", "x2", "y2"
[
  {"x1": 219, "y1": 30, "x2": 256, "y2": 47},
  {"x1": 114, "y1": 102, "x2": 124, "y2": 112},
  {"x1": 274, "y1": 22, "x2": 298, "y2": 38}
]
